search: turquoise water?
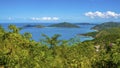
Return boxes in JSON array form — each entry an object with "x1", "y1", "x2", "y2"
[{"x1": 0, "y1": 23, "x2": 95, "y2": 42}]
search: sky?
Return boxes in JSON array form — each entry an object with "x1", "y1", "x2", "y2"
[{"x1": 0, "y1": 0, "x2": 120, "y2": 23}]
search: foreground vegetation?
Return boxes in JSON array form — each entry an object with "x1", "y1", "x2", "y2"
[{"x1": 0, "y1": 24, "x2": 120, "y2": 68}]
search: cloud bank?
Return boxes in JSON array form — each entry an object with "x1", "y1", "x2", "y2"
[
  {"x1": 85, "y1": 11, "x2": 120, "y2": 18},
  {"x1": 31, "y1": 17, "x2": 59, "y2": 21}
]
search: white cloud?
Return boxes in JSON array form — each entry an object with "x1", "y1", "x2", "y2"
[
  {"x1": 8, "y1": 17, "x2": 14, "y2": 20},
  {"x1": 31, "y1": 17, "x2": 59, "y2": 21},
  {"x1": 52, "y1": 17, "x2": 59, "y2": 20},
  {"x1": 85, "y1": 11, "x2": 120, "y2": 19},
  {"x1": 42, "y1": 17, "x2": 52, "y2": 20}
]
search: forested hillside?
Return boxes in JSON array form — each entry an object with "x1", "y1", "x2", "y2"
[
  {"x1": 0, "y1": 25, "x2": 120, "y2": 68},
  {"x1": 92, "y1": 22, "x2": 120, "y2": 30}
]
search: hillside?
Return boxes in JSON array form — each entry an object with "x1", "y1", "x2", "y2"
[
  {"x1": 81, "y1": 27, "x2": 120, "y2": 40},
  {"x1": 92, "y1": 22, "x2": 120, "y2": 30},
  {"x1": 48, "y1": 22, "x2": 80, "y2": 28}
]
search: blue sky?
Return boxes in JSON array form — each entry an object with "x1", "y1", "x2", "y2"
[{"x1": 0, "y1": 0, "x2": 120, "y2": 23}]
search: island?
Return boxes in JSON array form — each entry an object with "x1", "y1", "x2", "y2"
[
  {"x1": 22, "y1": 24, "x2": 45, "y2": 28},
  {"x1": 75, "y1": 23, "x2": 97, "y2": 25},
  {"x1": 48, "y1": 22, "x2": 80, "y2": 28},
  {"x1": 92, "y1": 22, "x2": 120, "y2": 30}
]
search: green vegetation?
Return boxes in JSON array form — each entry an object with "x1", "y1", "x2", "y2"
[
  {"x1": 92, "y1": 22, "x2": 120, "y2": 30},
  {"x1": 48, "y1": 22, "x2": 80, "y2": 28},
  {"x1": 81, "y1": 22, "x2": 120, "y2": 38},
  {"x1": 0, "y1": 24, "x2": 120, "y2": 68},
  {"x1": 81, "y1": 27, "x2": 120, "y2": 38},
  {"x1": 80, "y1": 31, "x2": 98, "y2": 38}
]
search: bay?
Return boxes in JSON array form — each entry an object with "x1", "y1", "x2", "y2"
[{"x1": 0, "y1": 23, "x2": 96, "y2": 42}]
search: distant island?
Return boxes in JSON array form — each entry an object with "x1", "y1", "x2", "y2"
[
  {"x1": 75, "y1": 23, "x2": 97, "y2": 25},
  {"x1": 22, "y1": 24, "x2": 45, "y2": 28},
  {"x1": 48, "y1": 22, "x2": 80, "y2": 28},
  {"x1": 92, "y1": 22, "x2": 120, "y2": 30}
]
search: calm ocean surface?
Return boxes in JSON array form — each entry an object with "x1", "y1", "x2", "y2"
[{"x1": 0, "y1": 23, "x2": 96, "y2": 42}]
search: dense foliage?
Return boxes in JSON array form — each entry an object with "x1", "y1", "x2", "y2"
[
  {"x1": 92, "y1": 22, "x2": 120, "y2": 30},
  {"x1": 80, "y1": 31, "x2": 98, "y2": 38},
  {"x1": 0, "y1": 25, "x2": 120, "y2": 68}
]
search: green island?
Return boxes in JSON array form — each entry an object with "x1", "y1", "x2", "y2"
[
  {"x1": 0, "y1": 23, "x2": 120, "y2": 68},
  {"x1": 48, "y1": 22, "x2": 80, "y2": 28},
  {"x1": 22, "y1": 24, "x2": 45, "y2": 28}
]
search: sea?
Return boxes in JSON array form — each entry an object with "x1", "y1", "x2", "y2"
[{"x1": 0, "y1": 23, "x2": 96, "y2": 42}]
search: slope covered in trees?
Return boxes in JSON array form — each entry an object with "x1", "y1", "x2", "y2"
[
  {"x1": 0, "y1": 25, "x2": 120, "y2": 68},
  {"x1": 81, "y1": 22, "x2": 120, "y2": 38},
  {"x1": 92, "y1": 22, "x2": 120, "y2": 30},
  {"x1": 81, "y1": 27, "x2": 120, "y2": 38}
]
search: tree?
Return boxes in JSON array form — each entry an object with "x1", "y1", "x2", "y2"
[{"x1": 8, "y1": 25, "x2": 19, "y2": 33}]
